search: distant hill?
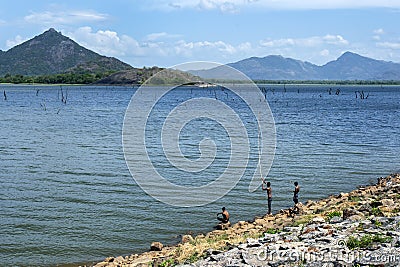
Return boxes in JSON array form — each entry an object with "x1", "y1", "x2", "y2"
[
  {"x1": 320, "y1": 52, "x2": 400, "y2": 80},
  {"x1": 0, "y1": 28, "x2": 132, "y2": 76},
  {"x1": 190, "y1": 52, "x2": 400, "y2": 81},
  {"x1": 96, "y1": 67, "x2": 200, "y2": 85}
]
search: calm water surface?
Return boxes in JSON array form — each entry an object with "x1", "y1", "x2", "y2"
[{"x1": 0, "y1": 84, "x2": 399, "y2": 266}]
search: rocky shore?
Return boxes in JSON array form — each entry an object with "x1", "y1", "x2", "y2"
[{"x1": 91, "y1": 173, "x2": 400, "y2": 267}]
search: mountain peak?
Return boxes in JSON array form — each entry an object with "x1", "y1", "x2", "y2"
[
  {"x1": 42, "y1": 28, "x2": 59, "y2": 35},
  {"x1": 0, "y1": 28, "x2": 132, "y2": 76},
  {"x1": 337, "y1": 51, "x2": 365, "y2": 61},
  {"x1": 35, "y1": 28, "x2": 66, "y2": 41}
]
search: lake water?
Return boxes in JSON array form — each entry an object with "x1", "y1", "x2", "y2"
[{"x1": 1, "y1": 84, "x2": 399, "y2": 266}]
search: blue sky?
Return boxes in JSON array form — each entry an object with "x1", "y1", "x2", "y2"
[{"x1": 1, "y1": 0, "x2": 400, "y2": 67}]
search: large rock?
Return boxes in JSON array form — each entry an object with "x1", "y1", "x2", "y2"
[
  {"x1": 150, "y1": 241, "x2": 163, "y2": 251},
  {"x1": 343, "y1": 208, "x2": 359, "y2": 219},
  {"x1": 381, "y1": 198, "x2": 395, "y2": 208},
  {"x1": 312, "y1": 216, "x2": 326, "y2": 224},
  {"x1": 181, "y1": 234, "x2": 194, "y2": 244}
]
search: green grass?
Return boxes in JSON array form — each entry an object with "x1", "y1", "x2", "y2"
[
  {"x1": 188, "y1": 253, "x2": 201, "y2": 263},
  {"x1": 326, "y1": 211, "x2": 342, "y2": 220},
  {"x1": 292, "y1": 215, "x2": 314, "y2": 227},
  {"x1": 348, "y1": 196, "x2": 362, "y2": 202},
  {"x1": 347, "y1": 234, "x2": 393, "y2": 250},
  {"x1": 206, "y1": 234, "x2": 228, "y2": 244},
  {"x1": 159, "y1": 258, "x2": 176, "y2": 267},
  {"x1": 265, "y1": 228, "x2": 281, "y2": 234},
  {"x1": 370, "y1": 207, "x2": 383, "y2": 216}
]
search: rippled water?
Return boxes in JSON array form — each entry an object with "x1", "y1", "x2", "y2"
[{"x1": 1, "y1": 84, "x2": 399, "y2": 266}]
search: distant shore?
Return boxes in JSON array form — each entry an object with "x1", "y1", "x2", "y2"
[
  {"x1": 89, "y1": 173, "x2": 400, "y2": 267},
  {"x1": 2, "y1": 80, "x2": 400, "y2": 86}
]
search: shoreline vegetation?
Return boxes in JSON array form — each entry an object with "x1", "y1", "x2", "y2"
[
  {"x1": 2, "y1": 80, "x2": 400, "y2": 87},
  {"x1": 88, "y1": 173, "x2": 400, "y2": 267},
  {"x1": 2, "y1": 72, "x2": 400, "y2": 86}
]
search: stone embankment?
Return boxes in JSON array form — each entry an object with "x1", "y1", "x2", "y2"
[{"x1": 91, "y1": 173, "x2": 400, "y2": 267}]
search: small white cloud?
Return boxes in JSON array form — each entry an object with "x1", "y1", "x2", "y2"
[
  {"x1": 260, "y1": 34, "x2": 348, "y2": 48},
  {"x1": 320, "y1": 49, "x2": 330, "y2": 56},
  {"x1": 24, "y1": 10, "x2": 108, "y2": 25},
  {"x1": 238, "y1": 42, "x2": 252, "y2": 51},
  {"x1": 169, "y1": 2, "x2": 182, "y2": 9},
  {"x1": 259, "y1": 38, "x2": 295, "y2": 47},
  {"x1": 197, "y1": 0, "x2": 217, "y2": 10},
  {"x1": 377, "y1": 41, "x2": 400, "y2": 49},
  {"x1": 145, "y1": 32, "x2": 182, "y2": 41},
  {"x1": 6, "y1": 35, "x2": 28, "y2": 49},
  {"x1": 322, "y1": 34, "x2": 348, "y2": 45},
  {"x1": 174, "y1": 39, "x2": 238, "y2": 56},
  {"x1": 147, "y1": 0, "x2": 245, "y2": 13},
  {"x1": 373, "y1": 28, "x2": 385, "y2": 35},
  {"x1": 220, "y1": 2, "x2": 239, "y2": 13}
]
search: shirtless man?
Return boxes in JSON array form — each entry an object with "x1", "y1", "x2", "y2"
[
  {"x1": 217, "y1": 207, "x2": 230, "y2": 223},
  {"x1": 293, "y1": 181, "x2": 300, "y2": 205},
  {"x1": 262, "y1": 180, "x2": 272, "y2": 215}
]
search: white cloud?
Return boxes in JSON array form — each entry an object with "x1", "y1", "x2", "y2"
[
  {"x1": 145, "y1": 32, "x2": 182, "y2": 41},
  {"x1": 63, "y1": 27, "x2": 354, "y2": 66},
  {"x1": 197, "y1": 0, "x2": 217, "y2": 10},
  {"x1": 6, "y1": 35, "x2": 28, "y2": 49},
  {"x1": 377, "y1": 41, "x2": 400, "y2": 49},
  {"x1": 372, "y1": 28, "x2": 385, "y2": 40},
  {"x1": 322, "y1": 34, "x2": 348, "y2": 45},
  {"x1": 238, "y1": 42, "x2": 252, "y2": 51},
  {"x1": 24, "y1": 10, "x2": 108, "y2": 25},
  {"x1": 373, "y1": 28, "x2": 385, "y2": 35},
  {"x1": 320, "y1": 49, "x2": 330, "y2": 56},
  {"x1": 174, "y1": 40, "x2": 239, "y2": 57},
  {"x1": 260, "y1": 35, "x2": 348, "y2": 48},
  {"x1": 145, "y1": 0, "x2": 400, "y2": 11},
  {"x1": 220, "y1": 2, "x2": 239, "y2": 13},
  {"x1": 66, "y1": 27, "x2": 144, "y2": 57}
]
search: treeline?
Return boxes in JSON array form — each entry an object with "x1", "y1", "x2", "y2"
[
  {"x1": 253, "y1": 80, "x2": 400, "y2": 85},
  {"x1": 0, "y1": 71, "x2": 115, "y2": 84}
]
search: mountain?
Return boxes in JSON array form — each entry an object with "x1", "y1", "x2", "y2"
[
  {"x1": 0, "y1": 28, "x2": 132, "y2": 76},
  {"x1": 320, "y1": 52, "x2": 400, "y2": 80},
  {"x1": 190, "y1": 52, "x2": 400, "y2": 81}
]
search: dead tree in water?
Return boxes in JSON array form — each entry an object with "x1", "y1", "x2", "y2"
[
  {"x1": 60, "y1": 86, "x2": 67, "y2": 104},
  {"x1": 355, "y1": 90, "x2": 369, "y2": 99},
  {"x1": 40, "y1": 100, "x2": 46, "y2": 111}
]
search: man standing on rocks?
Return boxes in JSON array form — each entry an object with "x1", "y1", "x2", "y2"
[
  {"x1": 293, "y1": 181, "x2": 300, "y2": 205},
  {"x1": 262, "y1": 180, "x2": 272, "y2": 215},
  {"x1": 217, "y1": 207, "x2": 230, "y2": 223}
]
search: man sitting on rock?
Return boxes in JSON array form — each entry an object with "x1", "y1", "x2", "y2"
[{"x1": 217, "y1": 207, "x2": 230, "y2": 223}]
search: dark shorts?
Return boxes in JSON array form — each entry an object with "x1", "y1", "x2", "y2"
[{"x1": 217, "y1": 217, "x2": 229, "y2": 223}]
